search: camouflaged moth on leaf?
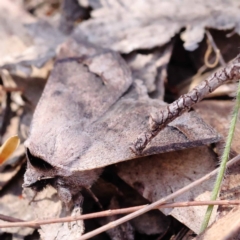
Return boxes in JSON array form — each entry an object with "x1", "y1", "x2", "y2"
[{"x1": 23, "y1": 36, "x2": 219, "y2": 209}]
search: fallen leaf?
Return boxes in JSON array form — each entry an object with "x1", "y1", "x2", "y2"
[
  {"x1": 0, "y1": 136, "x2": 20, "y2": 165},
  {"x1": 34, "y1": 35, "x2": 219, "y2": 173},
  {"x1": 75, "y1": 0, "x2": 240, "y2": 53},
  {"x1": 194, "y1": 100, "x2": 240, "y2": 155},
  {"x1": 218, "y1": 155, "x2": 240, "y2": 219},
  {"x1": 22, "y1": 38, "x2": 221, "y2": 240},
  {"x1": 124, "y1": 44, "x2": 172, "y2": 95},
  {"x1": 116, "y1": 146, "x2": 218, "y2": 234},
  {"x1": 23, "y1": 38, "x2": 220, "y2": 216},
  {"x1": 0, "y1": 1, "x2": 65, "y2": 76},
  {"x1": 0, "y1": 175, "x2": 35, "y2": 238},
  {"x1": 93, "y1": 176, "x2": 170, "y2": 237},
  {"x1": 0, "y1": 163, "x2": 22, "y2": 191},
  {"x1": 99, "y1": 197, "x2": 135, "y2": 240},
  {"x1": 195, "y1": 206, "x2": 240, "y2": 240},
  {"x1": 24, "y1": 186, "x2": 85, "y2": 240}
]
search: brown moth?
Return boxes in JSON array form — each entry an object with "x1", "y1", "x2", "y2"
[{"x1": 23, "y1": 36, "x2": 219, "y2": 208}]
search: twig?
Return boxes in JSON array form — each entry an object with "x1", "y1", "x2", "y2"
[
  {"x1": 204, "y1": 38, "x2": 220, "y2": 68},
  {"x1": 0, "y1": 86, "x2": 24, "y2": 93},
  {"x1": 204, "y1": 30, "x2": 226, "y2": 68},
  {"x1": 78, "y1": 154, "x2": 240, "y2": 240},
  {"x1": 0, "y1": 214, "x2": 25, "y2": 223},
  {"x1": 0, "y1": 200, "x2": 240, "y2": 229},
  {"x1": 191, "y1": 30, "x2": 225, "y2": 81},
  {"x1": 132, "y1": 54, "x2": 240, "y2": 154},
  {"x1": 0, "y1": 214, "x2": 39, "y2": 229}
]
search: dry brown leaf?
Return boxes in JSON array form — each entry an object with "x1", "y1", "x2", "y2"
[
  {"x1": 218, "y1": 154, "x2": 240, "y2": 220},
  {"x1": 93, "y1": 177, "x2": 170, "y2": 237},
  {"x1": 124, "y1": 44, "x2": 172, "y2": 95},
  {"x1": 59, "y1": 0, "x2": 90, "y2": 34},
  {"x1": 0, "y1": 163, "x2": 22, "y2": 191},
  {"x1": 0, "y1": 175, "x2": 35, "y2": 238},
  {"x1": 0, "y1": 102, "x2": 25, "y2": 167},
  {"x1": 24, "y1": 187, "x2": 85, "y2": 240},
  {"x1": 0, "y1": 136, "x2": 20, "y2": 165},
  {"x1": 116, "y1": 146, "x2": 218, "y2": 233},
  {"x1": 195, "y1": 206, "x2": 240, "y2": 240},
  {"x1": 0, "y1": 1, "x2": 64, "y2": 76},
  {"x1": 75, "y1": 0, "x2": 240, "y2": 53},
  {"x1": 20, "y1": 37, "x2": 221, "y2": 240},
  {"x1": 11, "y1": 75, "x2": 47, "y2": 108},
  {"x1": 194, "y1": 100, "x2": 240, "y2": 155},
  {"x1": 2, "y1": 2, "x2": 239, "y2": 239}
]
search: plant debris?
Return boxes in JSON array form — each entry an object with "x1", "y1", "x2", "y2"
[{"x1": 1, "y1": 1, "x2": 240, "y2": 240}]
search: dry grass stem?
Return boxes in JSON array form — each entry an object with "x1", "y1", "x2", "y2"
[
  {"x1": 78, "y1": 154, "x2": 240, "y2": 240},
  {"x1": 0, "y1": 200, "x2": 240, "y2": 229}
]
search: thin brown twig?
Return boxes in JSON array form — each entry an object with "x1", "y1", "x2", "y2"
[
  {"x1": 192, "y1": 30, "x2": 225, "y2": 80},
  {"x1": 78, "y1": 154, "x2": 240, "y2": 240},
  {"x1": 204, "y1": 38, "x2": 220, "y2": 68},
  {"x1": 0, "y1": 214, "x2": 40, "y2": 229},
  {"x1": 205, "y1": 30, "x2": 226, "y2": 67},
  {"x1": 132, "y1": 54, "x2": 240, "y2": 154},
  {"x1": 0, "y1": 86, "x2": 24, "y2": 93},
  {"x1": 0, "y1": 200, "x2": 240, "y2": 229},
  {"x1": 0, "y1": 214, "x2": 25, "y2": 223}
]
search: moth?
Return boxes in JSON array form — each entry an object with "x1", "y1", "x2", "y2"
[{"x1": 23, "y1": 36, "x2": 219, "y2": 208}]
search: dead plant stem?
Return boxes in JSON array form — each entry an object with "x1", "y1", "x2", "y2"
[
  {"x1": 78, "y1": 154, "x2": 240, "y2": 239},
  {"x1": 0, "y1": 200, "x2": 240, "y2": 229}
]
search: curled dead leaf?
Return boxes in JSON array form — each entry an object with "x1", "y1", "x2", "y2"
[{"x1": 0, "y1": 136, "x2": 20, "y2": 165}]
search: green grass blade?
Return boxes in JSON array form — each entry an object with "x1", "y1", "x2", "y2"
[{"x1": 200, "y1": 80, "x2": 240, "y2": 232}]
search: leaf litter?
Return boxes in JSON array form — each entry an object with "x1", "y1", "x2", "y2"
[{"x1": 0, "y1": 0, "x2": 240, "y2": 240}]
